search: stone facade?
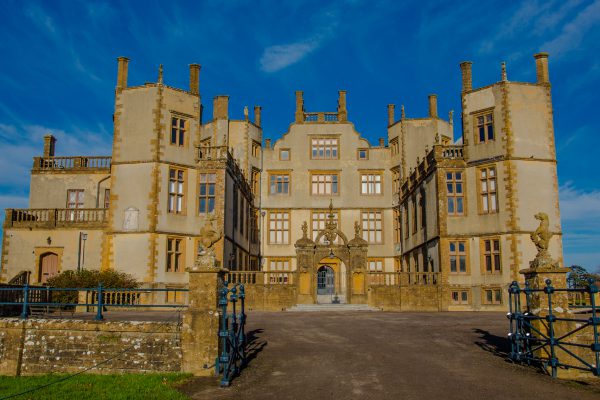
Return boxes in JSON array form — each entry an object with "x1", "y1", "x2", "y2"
[{"x1": 0, "y1": 53, "x2": 563, "y2": 311}]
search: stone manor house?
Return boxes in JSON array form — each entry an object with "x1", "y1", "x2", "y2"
[{"x1": 0, "y1": 53, "x2": 563, "y2": 311}]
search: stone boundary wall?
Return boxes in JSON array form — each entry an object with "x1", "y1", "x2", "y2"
[
  {"x1": 244, "y1": 285, "x2": 297, "y2": 311},
  {"x1": 0, "y1": 318, "x2": 182, "y2": 376},
  {"x1": 368, "y1": 286, "x2": 442, "y2": 311}
]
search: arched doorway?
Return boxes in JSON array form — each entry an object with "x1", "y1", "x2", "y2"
[
  {"x1": 39, "y1": 252, "x2": 58, "y2": 284},
  {"x1": 317, "y1": 265, "x2": 335, "y2": 303}
]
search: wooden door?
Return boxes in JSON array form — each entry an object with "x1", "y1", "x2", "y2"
[{"x1": 39, "y1": 253, "x2": 58, "y2": 283}]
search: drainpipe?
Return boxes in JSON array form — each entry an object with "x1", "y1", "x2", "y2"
[{"x1": 96, "y1": 175, "x2": 111, "y2": 208}]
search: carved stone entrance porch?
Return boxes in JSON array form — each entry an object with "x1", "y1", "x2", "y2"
[{"x1": 294, "y1": 201, "x2": 369, "y2": 305}]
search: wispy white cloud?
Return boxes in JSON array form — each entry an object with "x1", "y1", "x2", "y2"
[
  {"x1": 559, "y1": 182, "x2": 600, "y2": 271},
  {"x1": 541, "y1": 0, "x2": 600, "y2": 58},
  {"x1": 559, "y1": 182, "x2": 600, "y2": 221},
  {"x1": 25, "y1": 3, "x2": 56, "y2": 34},
  {"x1": 260, "y1": 41, "x2": 320, "y2": 73},
  {"x1": 259, "y1": 10, "x2": 340, "y2": 73}
]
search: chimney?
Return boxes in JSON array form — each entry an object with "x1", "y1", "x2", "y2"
[
  {"x1": 265, "y1": 138, "x2": 271, "y2": 148},
  {"x1": 213, "y1": 96, "x2": 229, "y2": 120},
  {"x1": 534, "y1": 52, "x2": 550, "y2": 84},
  {"x1": 428, "y1": 95, "x2": 438, "y2": 118},
  {"x1": 43, "y1": 134, "x2": 56, "y2": 157},
  {"x1": 379, "y1": 138, "x2": 385, "y2": 147},
  {"x1": 295, "y1": 91, "x2": 304, "y2": 123},
  {"x1": 254, "y1": 106, "x2": 262, "y2": 127},
  {"x1": 460, "y1": 61, "x2": 473, "y2": 92},
  {"x1": 116, "y1": 57, "x2": 129, "y2": 91},
  {"x1": 387, "y1": 104, "x2": 395, "y2": 126},
  {"x1": 189, "y1": 63, "x2": 201, "y2": 95},
  {"x1": 501, "y1": 62, "x2": 507, "y2": 82},
  {"x1": 337, "y1": 90, "x2": 347, "y2": 122}
]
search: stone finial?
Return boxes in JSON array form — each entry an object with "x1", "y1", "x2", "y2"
[
  {"x1": 158, "y1": 64, "x2": 164, "y2": 84},
  {"x1": 401, "y1": 105, "x2": 406, "y2": 120},
  {"x1": 435, "y1": 132, "x2": 440, "y2": 144},
  {"x1": 243, "y1": 106, "x2": 249, "y2": 121},
  {"x1": 448, "y1": 110, "x2": 454, "y2": 126},
  {"x1": 501, "y1": 61, "x2": 507, "y2": 82},
  {"x1": 354, "y1": 221, "x2": 361, "y2": 238},
  {"x1": 301, "y1": 221, "x2": 308, "y2": 238}
]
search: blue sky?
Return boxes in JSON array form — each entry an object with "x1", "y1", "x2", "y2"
[{"x1": 0, "y1": 0, "x2": 599, "y2": 271}]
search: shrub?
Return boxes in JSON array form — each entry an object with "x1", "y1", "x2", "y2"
[{"x1": 46, "y1": 269, "x2": 139, "y2": 306}]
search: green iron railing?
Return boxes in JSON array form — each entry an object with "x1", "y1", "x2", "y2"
[
  {"x1": 215, "y1": 281, "x2": 247, "y2": 387},
  {"x1": 0, "y1": 284, "x2": 188, "y2": 320},
  {"x1": 507, "y1": 279, "x2": 600, "y2": 377}
]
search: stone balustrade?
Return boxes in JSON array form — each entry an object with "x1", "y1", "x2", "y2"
[
  {"x1": 32, "y1": 156, "x2": 111, "y2": 171},
  {"x1": 5, "y1": 208, "x2": 108, "y2": 228}
]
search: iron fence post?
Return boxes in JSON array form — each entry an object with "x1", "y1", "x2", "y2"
[
  {"x1": 544, "y1": 279, "x2": 558, "y2": 378},
  {"x1": 95, "y1": 283, "x2": 104, "y2": 321},
  {"x1": 20, "y1": 283, "x2": 29, "y2": 319},
  {"x1": 588, "y1": 279, "x2": 600, "y2": 376}
]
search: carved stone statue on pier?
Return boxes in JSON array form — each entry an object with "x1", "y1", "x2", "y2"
[
  {"x1": 529, "y1": 212, "x2": 559, "y2": 270},
  {"x1": 193, "y1": 213, "x2": 223, "y2": 271}
]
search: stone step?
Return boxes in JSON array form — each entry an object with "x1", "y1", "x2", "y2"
[{"x1": 287, "y1": 304, "x2": 380, "y2": 312}]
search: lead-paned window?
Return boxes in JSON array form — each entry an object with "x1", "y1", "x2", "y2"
[
  {"x1": 480, "y1": 167, "x2": 498, "y2": 213},
  {"x1": 483, "y1": 238, "x2": 501, "y2": 273},
  {"x1": 269, "y1": 211, "x2": 290, "y2": 244},
  {"x1": 361, "y1": 210, "x2": 383, "y2": 244},
  {"x1": 449, "y1": 241, "x2": 467, "y2": 273},
  {"x1": 312, "y1": 210, "x2": 340, "y2": 244},
  {"x1": 476, "y1": 112, "x2": 494, "y2": 143},
  {"x1": 199, "y1": 173, "x2": 216, "y2": 213},
  {"x1": 311, "y1": 138, "x2": 338, "y2": 159},
  {"x1": 311, "y1": 173, "x2": 339, "y2": 195},
  {"x1": 168, "y1": 168, "x2": 185, "y2": 214},
  {"x1": 166, "y1": 237, "x2": 183, "y2": 272},
  {"x1": 361, "y1": 173, "x2": 382, "y2": 195},
  {"x1": 270, "y1": 174, "x2": 290, "y2": 195},
  {"x1": 171, "y1": 117, "x2": 186, "y2": 146},
  {"x1": 446, "y1": 171, "x2": 464, "y2": 215}
]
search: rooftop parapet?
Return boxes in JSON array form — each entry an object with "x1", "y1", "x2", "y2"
[{"x1": 32, "y1": 156, "x2": 111, "y2": 172}]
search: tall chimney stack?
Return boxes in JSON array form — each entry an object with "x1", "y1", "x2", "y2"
[
  {"x1": 265, "y1": 138, "x2": 271, "y2": 148},
  {"x1": 254, "y1": 106, "x2": 262, "y2": 127},
  {"x1": 189, "y1": 64, "x2": 201, "y2": 95},
  {"x1": 338, "y1": 90, "x2": 347, "y2": 122},
  {"x1": 460, "y1": 61, "x2": 473, "y2": 92},
  {"x1": 213, "y1": 96, "x2": 229, "y2": 120},
  {"x1": 116, "y1": 57, "x2": 129, "y2": 91},
  {"x1": 387, "y1": 104, "x2": 395, "y2": 126},
  {"x1": 534, "y1": 53, "x2": 550, "y2": 84},
  {"x1": 428, "y1": 95, "x2": 438, "y2": 118},
  {"x1": 43, "y1": 134, "x2": 56, "y2": 157},
  {"x1": 295, "y1": 91, "x2": 304, "y2": 123},
  {"x1": 379, "y1": 138, "x2": 385, "y2": 147}
]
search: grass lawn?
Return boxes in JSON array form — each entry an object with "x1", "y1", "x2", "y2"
[{"x1": 0, "y1": 373, "x2": 193, "y2": 399}]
